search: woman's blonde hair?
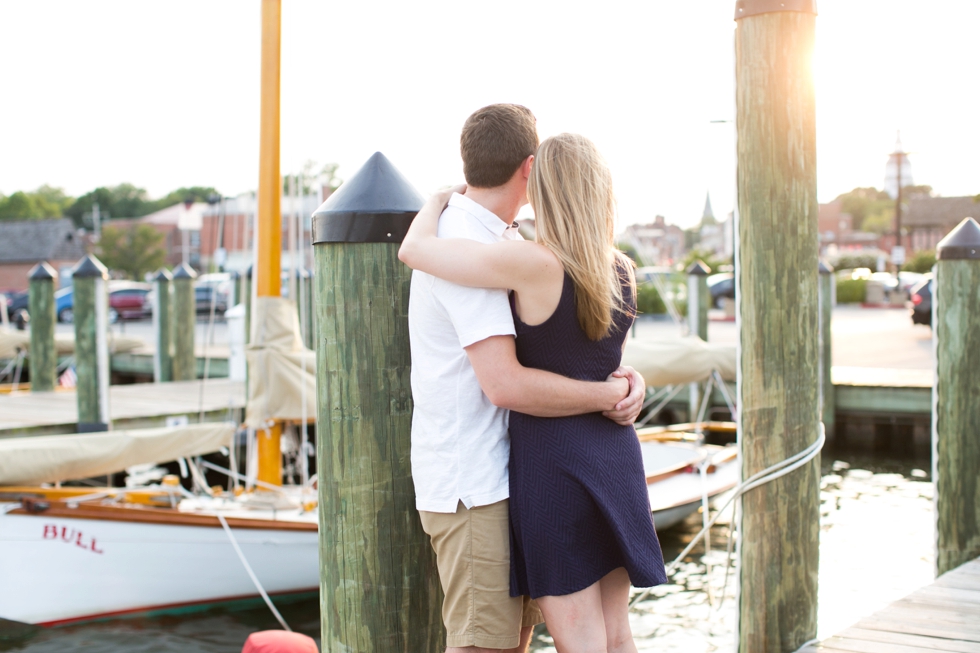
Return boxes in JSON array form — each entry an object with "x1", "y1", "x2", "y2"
[{"x1": 528, "y1": 133, "x2": 635, "y2": 341}]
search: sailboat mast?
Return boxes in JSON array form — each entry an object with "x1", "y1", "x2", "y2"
[{"x1": 255, "y1": 0, "x2": 283, "y2": 488}]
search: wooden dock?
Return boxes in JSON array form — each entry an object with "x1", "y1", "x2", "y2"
[
  {"x1": 0, "y1": 379, "x2": 245, "y2": 438},
  {"x1": 802, "y1": 557, "x2": 980, "y2": 652}
]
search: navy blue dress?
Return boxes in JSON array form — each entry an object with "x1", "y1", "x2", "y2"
[{"x1": 508, "y1": 271, "x2": 667, "y2": 599}]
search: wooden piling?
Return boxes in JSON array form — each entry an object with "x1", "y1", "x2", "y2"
[
  {"x1": 819, "y1": 260, "x2": 835, "y2": 439},
  {"x1": 735, "y1": 1, "x2": 820, "y2": 651},
  {"x1": 687, "y1": 260, "x2": 710, "y2": 420},
  {"x1": 27, "y1": 262, "x2": 57, "y2": 392},
  {"x1": 172, "y1": 263, "x2": 197, "y2": 381},
  {"x1": 152, "y1": 268, "x2": 173, "y2": 383},
  {"x1": 933, "y1": 216, "x2": 980, "y2": 575},
  {"x1": 244, "y1": 265, "x2": 253, "y2": 345},
  {"x1": 313, "y1": 152, "x2": 441, "y2": 651},
  {"x1": 71, "y1": 255, "x2": 111, "y2": 432}
]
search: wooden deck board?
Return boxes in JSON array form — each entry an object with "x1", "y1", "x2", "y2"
[
  {"x1": 0, "y1": 379, "x2": 244, "y2": 437},
  {"x1": 809, "y1": 558, "x2": 980, "y2": 652}
]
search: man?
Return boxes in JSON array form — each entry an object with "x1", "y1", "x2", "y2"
[{"x1": 406, "y1": 104, "x2": 645, "y2": 653}]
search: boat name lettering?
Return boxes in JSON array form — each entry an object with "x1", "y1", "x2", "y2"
[{"x1": 42, "y1": 524, "x2": 104, "y2": 554}]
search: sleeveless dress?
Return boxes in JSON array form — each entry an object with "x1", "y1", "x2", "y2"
[{"x1": 508, "y1": 271, "x2": 668, "y2": 599}]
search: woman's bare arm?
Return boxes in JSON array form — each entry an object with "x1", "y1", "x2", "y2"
[{"x1": 398, "y1": 189, "x2": 559, "y2": 291}]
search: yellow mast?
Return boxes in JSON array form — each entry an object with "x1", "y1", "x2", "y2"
[{"x1": 256, "y1": 0, "x2": 282, "y2": 487}]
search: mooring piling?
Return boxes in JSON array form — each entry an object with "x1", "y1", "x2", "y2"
[
  {"x1": 244, "y1": 264, "x2": 253, "y2": 345},
  {"x1": 735, "y1": 0, "x2": 820, "y2": 650},
  {"x1": 819, "y1": 259, "x2": 835, "y2": 440},
  {"x1": 152, "y1": 268, "x2": 173, "y2": 383},
  {"x1": 71, "y1": 254, "x2": 111, "y2": 432},
  {"x1": 687, "y1": 260, "x2": 711, "y2": 420},
  {"x1": 172, "y1": 263, "x2": 197, "y2": 381},
  {"x1": 312, "y1": 151, "x2": 442, "y2": 651},
  {"x1": 27, "y1": 262, "x2": 57, "y2": 392},
  {"x1": 933, "y1": 216, "x2": 980, "y2": 575}
]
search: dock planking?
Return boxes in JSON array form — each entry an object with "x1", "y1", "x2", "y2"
[
  {"x1": 0, "y1": 379, "x2": 244, "y2": 438},
  {"x1": 801, "y1": 558, "x2": 980, "y2": 653}
]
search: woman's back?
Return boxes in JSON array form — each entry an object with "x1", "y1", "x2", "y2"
[{"x1": 507, "y1": 268, "x2": 667, "y2": 599}]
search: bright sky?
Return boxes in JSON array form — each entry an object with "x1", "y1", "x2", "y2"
[{"x1": 1, "y1": 1, "x2": 977, "y2": 230}]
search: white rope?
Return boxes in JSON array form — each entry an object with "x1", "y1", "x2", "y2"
[
  {"x1": 629, "y1": 423, "x2": 825, "y2": 608},
  {"x1": 216, "y1": 513, "x2": 292, "y2": 631}
]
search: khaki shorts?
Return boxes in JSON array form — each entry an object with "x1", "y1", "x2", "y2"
[{"x1": 420, "y1": 499, "x2": 543, "y2": 649}]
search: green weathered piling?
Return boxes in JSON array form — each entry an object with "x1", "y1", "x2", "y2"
[
  {"x1": 28, "y1": 262, "x2": 57, "y2": 392},
  {"x1": 71, "y1": 255, "x2": 111, "y2": 432},
  {"x1": 152, "y1": 268, "x2": 173, "y2": 383},
  {"x1": 296, "y1": 268, "x2": 313, "y2": 349},
  {"x1": 172, "y1": 263, "x2": 197, "y2": 381},
  {"x1": 313, "y1": 152, "x2": 442, "y2": 652},
  {"x1": 819, "y1": 260, "x2": 835, "y2": 439},
  {"x1": 230, "y1": 270, "x2": 241, "y2": 307},
  {"x1": 244, "y1": 265, "x2": 253, "y2": 344},
  {"x1": 687, "y1": 260, "x2": 710, "y2": 421},
  {"x1": 735, "y1": 1, "x2": 820, "y2": 651},
  {"x1": 934, "y1": 216, "x2": 980, "y2": 575}
]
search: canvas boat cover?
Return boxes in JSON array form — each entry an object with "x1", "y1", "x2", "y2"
[
  {"x1": 623, "y1": 335, "x2": 736, "y2": 387},
  {"x1": 245, "y1": 297, "x2": 316, "y2": 428},
  {"x1": 0, "y1": 326, "x2": 143, "y2": 361},
  {"x1": 0, "y1": 422, "x2": 234, "y2": 485}
]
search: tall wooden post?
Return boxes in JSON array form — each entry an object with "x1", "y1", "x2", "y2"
[
  {"x1": 230, "y1": 270, "x2": 241, "y2": 307},
  {"x1": 172, "y1": 263, "x2": 197, "y2": 381},
  {"x1": 152, "y1": 268, "x2": 173, "y2": 383},
  {"x1": 687, "y1": 260, "x2": 710, "y2": 421},
  {"x1": 313, "y1": 152, "x2": 442, "y2": 651},
  {"x1": 933, "y1": 217, "x2": 980, "y2": 575},
  {"x1": 28, "y1": 262, "x2": 57, "y2": 392},
  {"x1": 72, "y1": 255, "x2": 111, "y2": 432},
  {"x1": 244, "y1": 265, "x2": 253, "y2": 344},
  {"x1": 735, "y1": 1, "x2": 820, "y2": 651},
  {"x1": 819, "y1": 259, "x2": 835, "y2": 439}
]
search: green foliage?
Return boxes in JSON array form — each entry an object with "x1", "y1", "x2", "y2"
[
  {"x1": 0, "y1": 185, "x2": 74, "y2": 220},
  {"x1": 96, "y1": 224, "x2": 166, "y2": 280},
  {"x1": 836, "y1": 278, "x2": 867, "y2": 304},
  {"x1": 835, "y1": 252, "x2": 879, "y2": 271},
  {"x1": 636, "y1": 282, "x2": 666, "y2": 315},
  {"x1": 617, "y1": 242, "x2": 641, "y2": 266},
  {"x1": 681, "y1": 248, "x2": 728, "y2": 273},
  {"x1": 902, "y1": 250, "x2": 936, "y2": 274},
  {"x1": 284, "y1": 161, "x2": 342, "y2": 195},
  {"x1": 64, "y1": 184, "x2": 220, "y2": 227},
  {"x1": 835, "y1": 187, "x2": 892, "y2": 231}
]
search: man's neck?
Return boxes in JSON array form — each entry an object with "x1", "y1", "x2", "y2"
[{"x1": 463, "y1": 185, "x2": 525, "y2": 226}]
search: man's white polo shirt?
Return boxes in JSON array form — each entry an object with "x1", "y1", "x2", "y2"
[{"x1": 408, "y1": 193, "x2": 520, "y2": 513}]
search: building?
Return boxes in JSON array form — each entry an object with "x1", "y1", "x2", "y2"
[
  {"x1": 621, "y1": 215, "x2": 686, "y2": 266},
  {"x1": 0, "y1": 218, "x2": 87, "y2": 291},
  {"x1": 905, "y1": 195, "x2": 980, "y2": 252}
]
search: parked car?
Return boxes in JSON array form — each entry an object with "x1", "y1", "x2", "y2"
[
  {"x1": 707, "y1": 273, "x2": 735, "y2": 308},
  {"x1": 55, "y1": 287, "x2": 73, "y2": 323},
  {"x1": 910, "y1": 277, "x2": 932, "y2": 326},
  {"x1": 109, "y1": 284, "x2": 151, "y2": 322},
  {"x1": 5, "y1": 291, "x2": 29, "y2": 321},
  {"x1": 195, "y1": 285, "x2": 228, "y2": 315}
]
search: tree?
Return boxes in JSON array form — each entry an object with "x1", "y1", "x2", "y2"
[
  {"x1": 64, "y1": 185, "x2": 151, "y2": 227},
  {"x1": 0, "y1": 185, "x2": 74, "y2": 220},
  {"x1": 97, "y1": 223, "x2": 166, "y2": 281},
  {"x1": 902, "y1": 250, "x2": 936, "y2": 274},
  {"x1": 284, "y1": 160, "x2": 342, "y2": 195}
]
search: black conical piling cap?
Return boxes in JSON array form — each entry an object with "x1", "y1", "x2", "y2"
[
  {"x1": 686, "y1": 260, "x2": 711, "y2": 276},
  {"x1": 937, "y1": 217, "x2": 980, "y2": 261},
  {"x1": 152, "y1": 268, "x2": 173, "y2": 282},
  {"x1": 173, "y1": 263, "x2": 198, "y2": 280},
  {"x1": 819, "y1": 259, "x2": 834, "y2": 275},
  {"x1": 71, "y1": 254, "x2": 109, "y2": 279},
  {"x1": 312, "y1": 152, "x2": 425, "y2": 244},
  {"x1": 245, "y1": 265, "x2": 253, "y2": 279},
  {"x1": 229, "y1": 270, "x2": 240, "y2": 280},
  {"x1": 28, "y1": 262, "x2": 57, "y2": 281}
]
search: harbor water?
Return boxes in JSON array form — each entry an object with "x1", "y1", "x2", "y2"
[{"x1": 0, "y1": 451, "x2": 933, "y2": 653}]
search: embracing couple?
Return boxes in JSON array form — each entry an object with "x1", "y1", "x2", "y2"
[{"x1": 399, "y1": 104, "x2": 667, "y2": 653}]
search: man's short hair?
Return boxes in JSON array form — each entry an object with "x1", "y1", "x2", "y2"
[{"x1": 460, "y1": 104, "x2": 539, "y2": 188}]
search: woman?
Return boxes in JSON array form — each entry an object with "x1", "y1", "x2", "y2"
[{"x1": 400, "y1": 133, "x2": 666, "y2": 652}]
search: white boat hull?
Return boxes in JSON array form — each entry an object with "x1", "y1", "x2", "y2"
[{"x1": 0, "y1": 507, "x2": 318, "y2": 625}]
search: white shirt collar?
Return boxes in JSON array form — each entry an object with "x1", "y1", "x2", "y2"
[{"x1": 447, "y1": 192, "x2": 519, "y2": 237}]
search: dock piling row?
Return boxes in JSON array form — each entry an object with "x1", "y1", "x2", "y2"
[
  {"x1": 171, "y1": 263, "x2": 197, "y2": 381},
  {"x1": 71, "y1": 254, "x2": 111, "y2": 432},
  {"x1": 152, "y1": 268, "x2": 173, "y2": 383}
]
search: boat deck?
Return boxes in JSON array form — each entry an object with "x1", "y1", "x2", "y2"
[
  {"x1": 0, "y1": 379, "x2": 245, "y2": 438},
  {"x1": 802, "y1": 557, "x2": 980, "y2": 652}
]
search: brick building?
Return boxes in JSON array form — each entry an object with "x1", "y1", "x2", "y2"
[{"x1": 0, "y1": 218, "x2": 87, "y2": 291}]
